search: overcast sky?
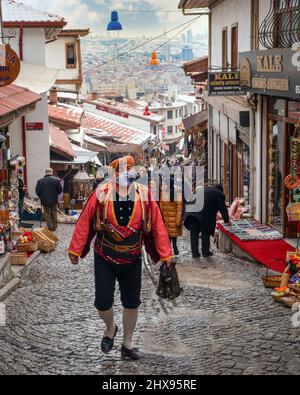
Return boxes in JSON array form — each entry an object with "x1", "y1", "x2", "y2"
[{"x1": 20, "y1": 0, "x2": 208, "y2": 37}]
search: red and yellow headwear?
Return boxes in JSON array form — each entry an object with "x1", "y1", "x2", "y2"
[{"x1": 109, "y1": 156, "x2": 135, "y2": 174}]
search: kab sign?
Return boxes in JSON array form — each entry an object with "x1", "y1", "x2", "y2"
[
  {"x1": 208, "y1": 71, "x2": 245, "y2": 96},
  {"x1": 0, "y1": 45, "x2": 21, "y2": 87}
]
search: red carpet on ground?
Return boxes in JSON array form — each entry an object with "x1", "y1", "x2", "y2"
[{"x1": 218, "y1": 224, "x2": 295, "y2": 273}]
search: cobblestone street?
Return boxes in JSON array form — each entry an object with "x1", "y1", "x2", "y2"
[{"x1": 0, "y1": 224, "x2": 299, "y2": 375}]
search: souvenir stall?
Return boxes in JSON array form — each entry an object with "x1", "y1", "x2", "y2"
[
  {"x1": 70, "y1": 167, "x2": 94, "y2": 210},
  {"x1": 262, "y1": 252, "x2": 300, "y2": 309}
]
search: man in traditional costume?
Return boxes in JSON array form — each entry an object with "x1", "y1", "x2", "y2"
[{"x1": 69, "y1": 156, "x2": 173, "y2": 360}]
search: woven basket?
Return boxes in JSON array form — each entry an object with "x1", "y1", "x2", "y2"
[
  {"x1": 262, "y1": 271, "x2": 282, "y2": 289},
  {"x1": 272, "y1": 293, "x2": 284, "y2": 303},
  {"x1": 280, "y1": 296, "x2": 300, "y2": 309},
  {"x1": 10, "y1": 252, "x2": 27, "y2": 266},
  {"x1": 16, "y1": 240, "x2": 38, "y2": 253},
  {"x1": 38, "y1": 240, "x2": 56, "y2": 253},
  {"x1": 289, "y1": 284, "x2": 300, "y2": 294}
]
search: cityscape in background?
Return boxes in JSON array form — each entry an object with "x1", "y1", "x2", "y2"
[{"x1": 82, "y1": 30, "x2": 208, "y2": 99}]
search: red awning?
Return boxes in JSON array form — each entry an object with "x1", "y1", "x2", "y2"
[
  {"x1": 0, "y1": 84, "x2": 41, "y2": 118},
  {"x1": 50, "y1": 124, "x2": 76, "y2": 160}
]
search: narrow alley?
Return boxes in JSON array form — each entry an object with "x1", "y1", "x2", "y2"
[{"x1": 0, "y1": 225, "x2": 299, "y2": 376}]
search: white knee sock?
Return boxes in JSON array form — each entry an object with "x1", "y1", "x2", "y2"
[
  {"x1": 123, "y1": 308, "x2": 138, "y2": 350},
  {"x1": 98, "y1": 308, "x2": 115, "y2": 338}
]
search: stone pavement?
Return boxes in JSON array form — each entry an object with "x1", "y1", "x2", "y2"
[{"x1": 0, "y1": 224, "x2": 299, "y2": 375}]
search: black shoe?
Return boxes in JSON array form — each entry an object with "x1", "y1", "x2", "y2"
[
  {"x1": 101, "y1": 325, "x2": 118, "y2": 354},
  {"x1": 121, "y1": 345, "x2": 143, "y2": 360},
  {"x1": 203, "y1": 252, "x2": 214, "y2": 258},
  {"x1": 192, "y1": 253, "x2": 201, "y2": 259}
]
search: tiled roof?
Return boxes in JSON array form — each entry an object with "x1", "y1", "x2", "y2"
[
  {"x1": 84, "y1": 98, "x2": 164, "y2": 123},
  {"x1": 48, "y1": 105, "x2": 84, "y2": 127},
  {"x1": 59, "y1": 27, "x2": 90, "y2": 36},
  {"x1": 0, "y1": 84, "x2": 41, "y2": 118},
  {"x1": 49, "y1": 124, "x2": 76, "y2": 160},
  {"x1": 2, "y1": 0, "x2": 66, "y2": 25},
  {"x1": 82, "y1": 113, "x2": 152, "y2": 146},
  {"x1": 48, "y1": 104, "x2": 152, "y2": 146}
]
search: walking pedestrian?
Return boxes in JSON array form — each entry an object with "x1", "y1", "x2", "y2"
[
  {"x1": 160, "y1": 176, "x2": 183, "y2": 256},
  {"x1": 35, "y1": 168, "x2": 62, "y2": 231},
  {"x1": 18, "y1": 169, "x2": 26, "y2": 220},
  {"x1": 184, "y1": 184, "x2": 230, "y2": 258},
  {"x1": 69, "y1": 156, "x2": 173, "y2": 360}
]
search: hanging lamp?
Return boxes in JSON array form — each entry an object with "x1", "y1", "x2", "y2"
[
  {"x1": 107, "y1": 11, "x2": 123, "y2": 31},
  {"x1": 149, "y1": 51, "x2": 160, "y2": 66},
  {"x1": 143, "y1": 106, "x2": 151, "y2": 116}
]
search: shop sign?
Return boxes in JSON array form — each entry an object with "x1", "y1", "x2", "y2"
[
  {"x1": 96, "y1": 104, "x2": 129, "y2": 119},
  {"x1": 239, "y1": 48, "x2": 300, "y2": 100},
  {"x1": 26, "y1": 122, "x2": 44, "y2": 131},
  {"x1": 0, "y1": 45, "x2": 21, "y2": 87},
  {"x1": 208, "y1": 71, "x2": 245, "y2": 96}
]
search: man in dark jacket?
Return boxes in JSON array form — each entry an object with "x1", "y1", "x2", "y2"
[
  {"x1": 184, "y1": 184, "x2": 230, "y2": 258},
  {"x1": 35, "y1": 168, "x2": 62, "y2": 231}
]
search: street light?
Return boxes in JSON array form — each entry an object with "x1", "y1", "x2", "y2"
[{"x1": 107, "y1": 11, "x2": 122, "y2": 63}]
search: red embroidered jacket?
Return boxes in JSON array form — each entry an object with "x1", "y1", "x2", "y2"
[{"x1": 69, "y1": 183, "x2": 173, "y2": 264}]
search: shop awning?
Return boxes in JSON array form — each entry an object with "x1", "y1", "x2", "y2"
[
  {"x1": 0, "y1": 84, "x2": 42, "y2": 126},
  {"x1": 183, "y1": 109, "x2": 208, "y2": 132},
  {"x1": 49, "y1": 124, "x2": 76, "y2": 160},
  {"x1": 203, "y1": 91, "x2": 250, "y2": 128},
  {"x1": 67, "y1": 128, "x2": 107, "y2": 151},
  {"x1": 182, "y1": 56, "x2": 208, "y2": 74},
  {"x1": 70, "y1": 144, "x2": 99, "y2": 165},
  {"x1": 15, "y1": 62, "x2": 60, "y2": 94}
]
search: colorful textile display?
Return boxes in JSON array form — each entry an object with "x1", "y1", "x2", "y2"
[{"x1": 222, "y1": 219, "x2": 283, "y2": 241}]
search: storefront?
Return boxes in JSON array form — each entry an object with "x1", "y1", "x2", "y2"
[
  {"x1": 182, "y1": 109, "x2": 208, "y2": 177},
  {"x1": 266, "y1": 98, "x2": 300, "y2": 237},
  {"x1": 240, "y1": 48, "x2": 300, "y2": 238},
  {"x1": 205, "y1": 92, "x2": 251, "y2": 205}
]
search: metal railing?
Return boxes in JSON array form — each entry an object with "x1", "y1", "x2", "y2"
[{"x1": 259, "y1": 0, "x2": 300, "y2": 49}]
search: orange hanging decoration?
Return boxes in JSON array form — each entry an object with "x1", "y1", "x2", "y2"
[{"x1": 149, "y1": 51, "x2": 160, "y2": 66}]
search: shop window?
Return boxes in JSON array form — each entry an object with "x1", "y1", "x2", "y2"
[
  {"x1": 231, "y1": 24, "x2": 238, "y2": 71},
  {"x1": 222, "y1": 27, "x2": 228, "y2": 69},
  {"x1": 167, "y1": 111, "x2": 173, "y2": 120},
  {"x1": 167, "y1": 126, "x2": 173, "y2": 135},
  {"x1": 66, "y1": 43, "x2": 77, "y2": 69},
  {"x1": 268, "y1": 98, "x2": 286, "y2": 116},
  {"x1": 267, "y1": 120, "x2": 285, "y2": 233}
]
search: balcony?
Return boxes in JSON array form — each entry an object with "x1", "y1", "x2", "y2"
[{"x1": 259, "y1": 0, "x2": 300, "y2": 49}]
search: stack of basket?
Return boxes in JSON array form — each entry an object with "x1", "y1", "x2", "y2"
[
  {"x1": 262, "y1": 261, "x2": 300, "y2": 308},
  {"x1": 32, "y1": 228, "x2": 59, "y2": 253}
]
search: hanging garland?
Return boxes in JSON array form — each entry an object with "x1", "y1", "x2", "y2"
[{"x1": 285, "y1": 123, "x2": 300, "y2": 190}]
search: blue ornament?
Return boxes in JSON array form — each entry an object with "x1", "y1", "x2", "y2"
[{"x1": 107, "y1": 11, "x2": 123, "y2": 31}]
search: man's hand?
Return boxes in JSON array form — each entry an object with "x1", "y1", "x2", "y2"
[
  {"x1": 227, "y1": 220, "x2": 232, "y2": 227},
  {"x1": 164, "y1": 259, "x2": 173, "y2": 268},
  {"x1": 69, "y1": 253, "x2": 79, "y2": 265}
]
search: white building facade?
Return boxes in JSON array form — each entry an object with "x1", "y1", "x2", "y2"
[{"x1": 2, "y1": 0, "x2": 66, "y2": 197}]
